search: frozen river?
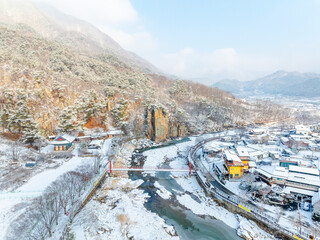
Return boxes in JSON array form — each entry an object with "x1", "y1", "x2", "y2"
[{"x1": 130, "y1": 136, "x2": 243, "y2": 240}]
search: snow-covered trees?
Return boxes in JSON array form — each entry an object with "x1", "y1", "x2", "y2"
[
  {"x1": 57, "y1": 106, "x2": 78, "y2": 133},
  {"x1": 0, "y1": 92, "x2": 40, "y2": 143},
  {"x1": 111, "y1": 98, "x2": 128, "y2": 128},
  {"x1": 76, "y1": 90, "x2": 107, "y2": 124},
  {"x1": 7, "y1": 163, "x2": 96, "y2": 239}
]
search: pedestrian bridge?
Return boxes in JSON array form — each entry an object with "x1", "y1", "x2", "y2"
[
  {"x1": 105, "y1": 161, "x2": 194, "y2": 175},
  {"x1": 110, "y1": 167, "x2": 195, "y2": 173}
]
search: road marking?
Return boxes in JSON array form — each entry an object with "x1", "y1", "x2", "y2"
[{"x1": 238, "y1": 204, "x2": 251, "y2": 212}]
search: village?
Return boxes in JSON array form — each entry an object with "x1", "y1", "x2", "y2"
[{"x1": 200, "y1": 124, "x2": 320, "y2": 236}]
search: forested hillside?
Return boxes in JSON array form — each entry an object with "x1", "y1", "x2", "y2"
[{"x1": 0, "y1": 23, "x2": 289, "y2": 143}]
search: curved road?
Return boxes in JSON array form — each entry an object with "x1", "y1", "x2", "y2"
[{"x1": 188, "y1": 136, "x2": 310, "y2": 240}]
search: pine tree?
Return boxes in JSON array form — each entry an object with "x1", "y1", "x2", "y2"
[
  {"x1": 111, "y1": 98, "x2": 128, "y2": 127},
  {"x1": 22, "y1": 117, "x2": 40, "y2": 144},
  {"x1": 76, "y1": 90, "x2": 106, "y2": 124},
  {"x1": 57, "y1": 106, "x2": 78, "y2": 133},
  {"x1": 0, "y1": 106, "x2": 10, "y2": 132}
]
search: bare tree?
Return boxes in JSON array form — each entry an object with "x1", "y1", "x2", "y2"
[
  {"x1": 29, "y1": 221, "x2": 49, "y2": 240},
  {"x1": 34, "y1": 194, "x2": 57, "y2": 237},
  {"x1": 10, "y1": 141, "x2": 21, "y2": 161},
  {"x1": 45, "y1": 184, "x2": 61, "y2": 226},
  {"x1": 56, "y1": 180, "x2": 70, "y2": 215},
  {"x1": 63, "y1": 172, "x2": 79, "y2": 205}
]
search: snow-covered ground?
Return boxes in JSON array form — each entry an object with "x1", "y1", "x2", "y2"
[
  {"x1": 71, "y1": 178, "x2": 179, "y2": 240},
  {"x1": 0, "y1": 140, "x2": 98, "y2": 240},
  {"x1": 140, "y1": 139, "x2": 273, "y2": 240}
]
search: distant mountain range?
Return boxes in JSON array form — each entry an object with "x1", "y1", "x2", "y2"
[{"x1": 212, "y1": 71, "x2": 320, "y2": 97}]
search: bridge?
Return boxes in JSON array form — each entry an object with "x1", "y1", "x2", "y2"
[{"x1": 106, "y1": 161, "x2": 194, "y2": 175}]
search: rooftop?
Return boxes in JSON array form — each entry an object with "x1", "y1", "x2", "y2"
[
  {"x1": 236, "y1": 146, "x2": 249, "y2": 157},
  {"x1": 224, "y1": 150, "x2": 242, "y2": 163},
  {"x1": 289, "y1": 165, "x2": 319, "y2": 176}
]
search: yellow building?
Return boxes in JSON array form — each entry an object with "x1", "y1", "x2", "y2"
[
  {"x1": 236, "y1": 146, "x2": 250, "y2": 171},
  {"x1": 224, "y1": 150, "x2": 244, "y2": 179}
]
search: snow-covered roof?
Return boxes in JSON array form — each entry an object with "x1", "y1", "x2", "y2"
[
  {"x1": 224, "y1": 150, "x2": 242, "y2": 163},
  {"x1": 89, "y1": 139, "x2": 104, "y2": 146},
  {"x1": 272, "y1": 167, "x2": 289, "y2": 179},
  {"x1": 248, "y1": 162, "x2": 256, "y2": 168},
  {"x1": 287, "y1": 173, "x2": 320, "y2": 187},
  {"x1": 290, "y1": 135, "x2": 309, "y2": 140},
  {"x1": 106, "y1": 130, "x2": 123, "y2": 135},
  {"x1": 50, "y1": 134, "x2": 76, "y2": 145},
  {"x1": 312, "y1": 190, "x2": 320, "y2": 205},
  {"x1": 236, "y1": 146, "x2": 249, "y2": 157},
  {"x1": 289, "y1": 165, "x2": 319, "y2": 176},
  {"x1": 249, "y1": 151, "x2": 264, "y2": 157},
  {"x1": 285, "y1": 187, "x2": 315, "y2": 197},
  {"x1": 280, "y1": 137, "x2": 289, "y2": 142},
  {"x1": 295, "y1": 125, "x2": 311, "y2": 132},
  {"x1": 255, "y1": 168, "x2": 272, "y2": 179}
]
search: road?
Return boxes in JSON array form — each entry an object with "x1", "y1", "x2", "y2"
[{"x1": 188, "y1": 136, "x2": 310, "y2": 240}]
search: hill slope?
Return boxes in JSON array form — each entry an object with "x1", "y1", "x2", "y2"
[
  {"x1": 0, "y1": 0, "x2": 158, "y2": 73},
  {"x1": 0, "y1": 4, "x2": 289, "y2": 142}
]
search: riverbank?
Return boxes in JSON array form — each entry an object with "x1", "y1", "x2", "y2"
[{"x1": 69, "y1": 134, "x2": 276, "y2": 239}]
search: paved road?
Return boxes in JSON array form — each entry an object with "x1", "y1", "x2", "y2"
[{"x1": 188, "y1": 136, "x2": 310, "y2": 240}]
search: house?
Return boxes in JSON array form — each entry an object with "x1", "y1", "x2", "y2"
[
  {"x1": 279, "y1": 158, "x2": 298, "y2": 168},
  {"x1": 224, "y1": 150, "x2": 244, "y2": 179},
  {"x1": 88, "y1": 139, "x2": 104, "y2": 149},
  {"x1": 249, "y1": 150, "x2": 264, "y2": 161},
  {"x1": 255, "y1": 168, "x2": 274, "y2": 185},
  {"x1": 50, "y1": 134, "x2": 76, "y2": 151},
  {"x1": 236, "y1": 146, "x2": 250, "y2": 171},
  {"x1": 295, "y1": 125, "x2": 311, "y2": 136},
  {"x1": 289, "y1": 135, "x2": 309, "y2": 150},
  {"x1": 269, "y1": 151, "x2": 280, "y2": 160},
  {"x1": 272, "y1": 166, "x2": 288, "y2": 185},
  {"x1": 285, "y1": 166, "x2": 320, "y2": 192}
]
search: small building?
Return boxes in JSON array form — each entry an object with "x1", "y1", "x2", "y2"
[
  {"x1": 224, "y1": 150, "x2": 244, "y2": 179},
  {"x1": 285, "y1": 166, "x2": 320, "y2": 192},
  {"x1": 279, "y1": 158, "x2": 298, "y2": 168},
  {"x1": 236, "y1": 146, "x2": 250, "y2": 171},
  {"x1": 255, "y1": 168, "x2": 274, "y2": 185},
  {"x1": 269, "y1": 151, "x2": 280, "y2": 160},
  {"x1": 88, "y1": 139, "x2": 104, "y2": 149},
  {"x1": 295, "y1": 125, "x2": 311, "y2": 136},
  {"x1": 272, "y1": 166, "x2": 288, "y2": 185},
  {"x1": 51, "y1": 134, "x2": 76, "y2": 151}
]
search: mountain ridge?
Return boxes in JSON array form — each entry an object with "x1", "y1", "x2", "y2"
[
  {"x1": 0, "y1": 0, "x2": 159, "y2": 73},
  {"x1": 212, "y1": 71, "x2": 320, "y2": 97}
]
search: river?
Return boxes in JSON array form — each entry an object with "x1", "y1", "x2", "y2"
[{"x1": 130, "y1": 137, "x2": 243, "y2": 240}]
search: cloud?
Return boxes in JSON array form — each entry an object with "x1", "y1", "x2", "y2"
[
  {"x1": 152, "y1": 48, "x2": 286, "y2": 83},
  {"x1": 99, "y1": 25, "x2": 158, "y2": 56}
]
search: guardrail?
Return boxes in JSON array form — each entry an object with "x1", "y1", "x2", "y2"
[{"x1": 187, "y1": 137, "x2": 310, "y2": 240}]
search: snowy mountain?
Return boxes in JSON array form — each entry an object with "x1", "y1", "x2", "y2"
[
  {"x1": 213, "y1": 71, "x2": 320, "y2": 97},
  {"x1": 0, "y1": 1, "x2": 288, "y2": 142},
  {"x1": 0, "y1": 0, "x2": 158, "y2": 73}
]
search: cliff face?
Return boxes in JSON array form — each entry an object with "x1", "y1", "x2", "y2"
[{"x1": 145, "y1": 106, "x2": 186, "y2": 142}]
